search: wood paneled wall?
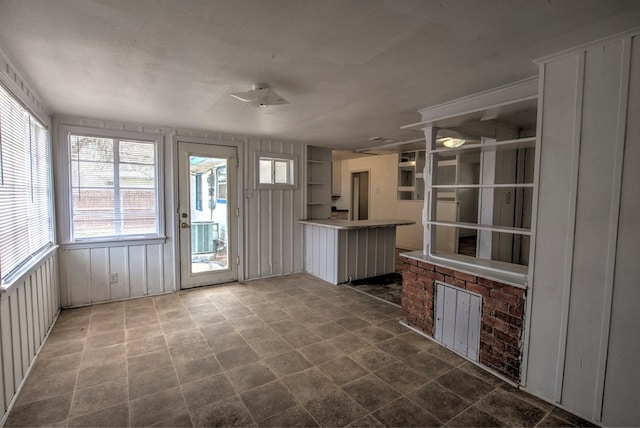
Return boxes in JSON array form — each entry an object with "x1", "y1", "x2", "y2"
[
  {"x1": 54, "y1": 116, "x2": 307, "y2": 301},
  {"x1": 243, "y1": 139, "x2": 305, "y2": 279},
  {"x1": 0, "y1": 249, "x2": 59, "y2": 418},
  {"x1": 59, "y1": 243, "x2": 167, "y2": 307},
  {"x1": 526, "y1": 31, "x2": 640, "y2": 426}
]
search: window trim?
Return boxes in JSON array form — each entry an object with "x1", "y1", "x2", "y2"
[
  {"x1": 254, "y1": 152, "x2": 298, "y2": 190},
  {"x1": 59, "y1": 126, "x2": 164, "y2": 244},
  {"x1": 0, "y1": 82, "x2": 55, "y2": 284}
]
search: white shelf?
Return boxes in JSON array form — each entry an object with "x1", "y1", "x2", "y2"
[
  {"x1": 398, "y1": 186, "x2": 416, "y2": 192},
  {"x1": 430, "y1": 136, "x2": 536, "y2": 156},
  {"x1": 306, "y1": 146, "x2": 332, "y2": 219},
  {"x1": 426, "y1": 220, "x2": 532, "y2": 236}
]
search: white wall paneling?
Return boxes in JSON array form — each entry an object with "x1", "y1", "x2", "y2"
[
  {"x1": 54, "y1": 116, "x2": 307, "y2": 295},
  {"x1": 244, "y1": 139, "x2": 305, "y2": 280},
  {"x1": 303, "y1": 223, "x2": 396, "y2": 285},
  {"x1": 525, "y1": 30, "x2": 640, "y2": 426},
  {"x1": 54, "y1": 116, "x2": 176, "y2": 306},
  {"x1": 601, "y1": 33, "x2": 640, "y2": 427},
  {"x1": 59, "y1": 243, "x2": 167, "y2": 306},
  {"x1": 0, "y1": 249, "x2": 59, "y2": 421}
]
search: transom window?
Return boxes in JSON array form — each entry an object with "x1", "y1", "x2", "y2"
[
  {"x1": 255, "y1": 153, "x2": 297, "y2": 189},
  {"x1": 69, "y1": 134, "x2": 160, "y2": 240}
]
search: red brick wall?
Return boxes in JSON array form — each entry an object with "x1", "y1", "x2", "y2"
[{"x1": 402, "y1": 257, "x2": 526, "y2": 382}]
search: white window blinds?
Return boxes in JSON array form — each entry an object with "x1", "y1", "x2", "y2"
[{"x1": 0, "y1": 84, "x2": 54, "y2": 282}]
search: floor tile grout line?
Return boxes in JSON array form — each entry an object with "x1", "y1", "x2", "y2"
[{"x1": 65, "y1": 304, "x2": 93, "y2": 425}]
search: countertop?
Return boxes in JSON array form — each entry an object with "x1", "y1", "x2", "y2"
[{"x1": 298, "y1": 219, "x2": 415, "y2": 230}]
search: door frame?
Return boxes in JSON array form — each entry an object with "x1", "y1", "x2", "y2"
[
  {"x1": 171, "y1": 135, "x2": 244, "y2": 288},
  {"x1": 350, "y1": 169, "x2": 370, "y2": 220}
]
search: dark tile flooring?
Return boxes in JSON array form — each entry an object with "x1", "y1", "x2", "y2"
[
  {"x1": 5, "y1": 273, "x2": 593, "y2": 427},
  {"x1": 347, "y1": 274, "x2": 402, "y2": 306}
]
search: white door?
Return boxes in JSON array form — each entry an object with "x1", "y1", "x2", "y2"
[{"x1": 178, "y1": 142, "x2": 238, "y2": 288}]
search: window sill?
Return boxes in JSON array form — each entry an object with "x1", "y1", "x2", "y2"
[
  {"x1": 61, "y1": 236, "x2": 167, "y2": 250},
  {"x1": 400, "y1": 250, "x2": 528, "y2": 289},
  {"x1": 1, "y1": 245, "x2": 59, "y2": 293}
]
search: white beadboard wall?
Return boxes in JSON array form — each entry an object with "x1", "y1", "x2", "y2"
[
  {"x1": 0, "y1": 48, "x2": 59, "y2": 424},
  {"x1": 0, "y1": 249, "x2": 59, "y2": 419},
  {"x1": 54, "y1": 116, "x2": 177, "y2": 307},
  {"x1": 243, "y1": 139, "x2": 305, "y2": 279},
  {"x1": 59, "y1": 243, "x2": 168, "y2": 306},
  {"x1": 304, "y1": 224, "x2": 395, "y2": 284},
  {"x1": 525, "y1": 31, "x2": 640, "y2": 426},
  {"x1": 54, "y1": 116, "x2": 306, "y2": 303}
]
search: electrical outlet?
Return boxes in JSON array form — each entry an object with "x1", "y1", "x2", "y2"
[{"x1": 110, "y1": 273, "x2": 118, "y2": 283}]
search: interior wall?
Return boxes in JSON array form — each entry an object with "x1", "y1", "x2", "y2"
[
  {"x1": 54, "y1": 116, "x2": 177, "y2": 307},
  {"x1": 53, "y1": 116, "x2": 306, "y2": 305},
  {"x1": 601, "y1": 33, "x2": 640, "y2": 427},
  {"x1": 243, "y1": 139, "x2": 305, "y2": 279},
  {"x1": 0, "y1": 50, "x2": 60, "y2": 424},
  {"x1": 336, "y1": 154, "x2": 423, "y2": 250},
  {"x1": 526, "y1": 31, "x2": 640, "y2": 426}
]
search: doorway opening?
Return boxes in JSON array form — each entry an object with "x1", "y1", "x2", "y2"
[{"x1": 351, "y1": 171, "x2": 369, "y2": 220}]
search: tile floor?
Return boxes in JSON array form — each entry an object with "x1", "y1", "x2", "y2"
[
  {"x1": 5, "y1": 273, "x2": 594, "y2": 427},
  {"x1": 347, "y1": 273, "x2": 402, "y2": 306}
]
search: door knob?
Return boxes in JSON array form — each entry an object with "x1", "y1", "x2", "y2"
[{"x1": 181, "y1": 222, "x2": 190, "y2": 228}]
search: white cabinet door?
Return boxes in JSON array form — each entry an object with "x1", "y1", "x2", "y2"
[{"x1": 434, "y1": 282, "x2": 482, "y2": 361}]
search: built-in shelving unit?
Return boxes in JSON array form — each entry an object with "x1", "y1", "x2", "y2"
[
  {"x1": 397, "y1": 150, "x2": 426, "y2": 200},
  {"x1": 430, "y1": 136, "x2": 536, "y2": 155},
  {"x1": 306, "y1": 146, "x2": 331, "y2": 219},
  {"x1": 426, "y1": 135, "x2": 537, "y2": 260}
]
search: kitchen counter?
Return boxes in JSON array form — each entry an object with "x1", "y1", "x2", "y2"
[
  {"x1": 299, "y1": 218, "x2": 415, "y2": 284},
  {"x1": 299, "y1": 219, "x2": 415, "y2": 230}
]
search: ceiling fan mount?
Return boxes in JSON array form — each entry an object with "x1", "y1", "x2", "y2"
[{"x1": 229, "y1": 83, "x2": 289, "y2": 108}]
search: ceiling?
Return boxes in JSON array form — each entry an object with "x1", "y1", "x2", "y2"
[{"x1": 0, "y1": 0, "x2": 639, "y2": 150}]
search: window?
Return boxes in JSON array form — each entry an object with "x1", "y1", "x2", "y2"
[
  {"x1": 255, "y1": 153, "x2": 297, "y2": 188},
  {"x1": 216, "y1": 165, "x2": 227, "y2": 202},
  {"x1": 0, "y1": 84, "x2": 54, "y2": 282},
  {"x1": 194, "y1": 173, "x2": 203, "y2": 211},
  {"x1": 68, "y1": 133, "x2": 160, "y2": 240},
  {"x1": 426, "y1": 133, "x2": 536, "y2": 270}
]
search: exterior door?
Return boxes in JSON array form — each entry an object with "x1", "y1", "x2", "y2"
[{"x1": 178, "y1": 142, "x2": 238, "y2": 288}]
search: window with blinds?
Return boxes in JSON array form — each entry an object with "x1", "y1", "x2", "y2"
[
  {"x1": 68, "y1": 134, "x2": 159, "y2": 240},
  {"x1": 0, "y1": 84, "x2": 54, "y2": 282}
]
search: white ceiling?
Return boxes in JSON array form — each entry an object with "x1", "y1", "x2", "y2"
[{"x1": 0, "y1": 0, "x2": 639, "y2": 150}]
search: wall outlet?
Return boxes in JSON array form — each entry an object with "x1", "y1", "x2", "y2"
[{"x1": 109, "y1": 273, "x2": 118, "y2": 283}]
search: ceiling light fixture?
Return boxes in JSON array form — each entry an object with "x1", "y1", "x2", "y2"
[
  {"x1": 441, "y1": 137, "x2": 466, "y2": 148},
  {"x1": 230, "y1": 84, "x2": 289, "y2": 108}
]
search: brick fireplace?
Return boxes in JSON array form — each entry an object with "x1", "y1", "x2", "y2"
[{"x1": 401, "y1": 255, "x2": 526, "y2": 383}]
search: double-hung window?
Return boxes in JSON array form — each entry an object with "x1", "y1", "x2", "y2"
[
  {"x1": 0, "y1": 84, "x2": 54, "y2": 283},
  {"x1": 67, "y1": 131, "x2": 161, "y2": 241}
]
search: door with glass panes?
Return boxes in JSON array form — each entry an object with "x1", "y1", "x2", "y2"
[{"x1": 177, "y1": 142, "x2": 238, "y2": 288}]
